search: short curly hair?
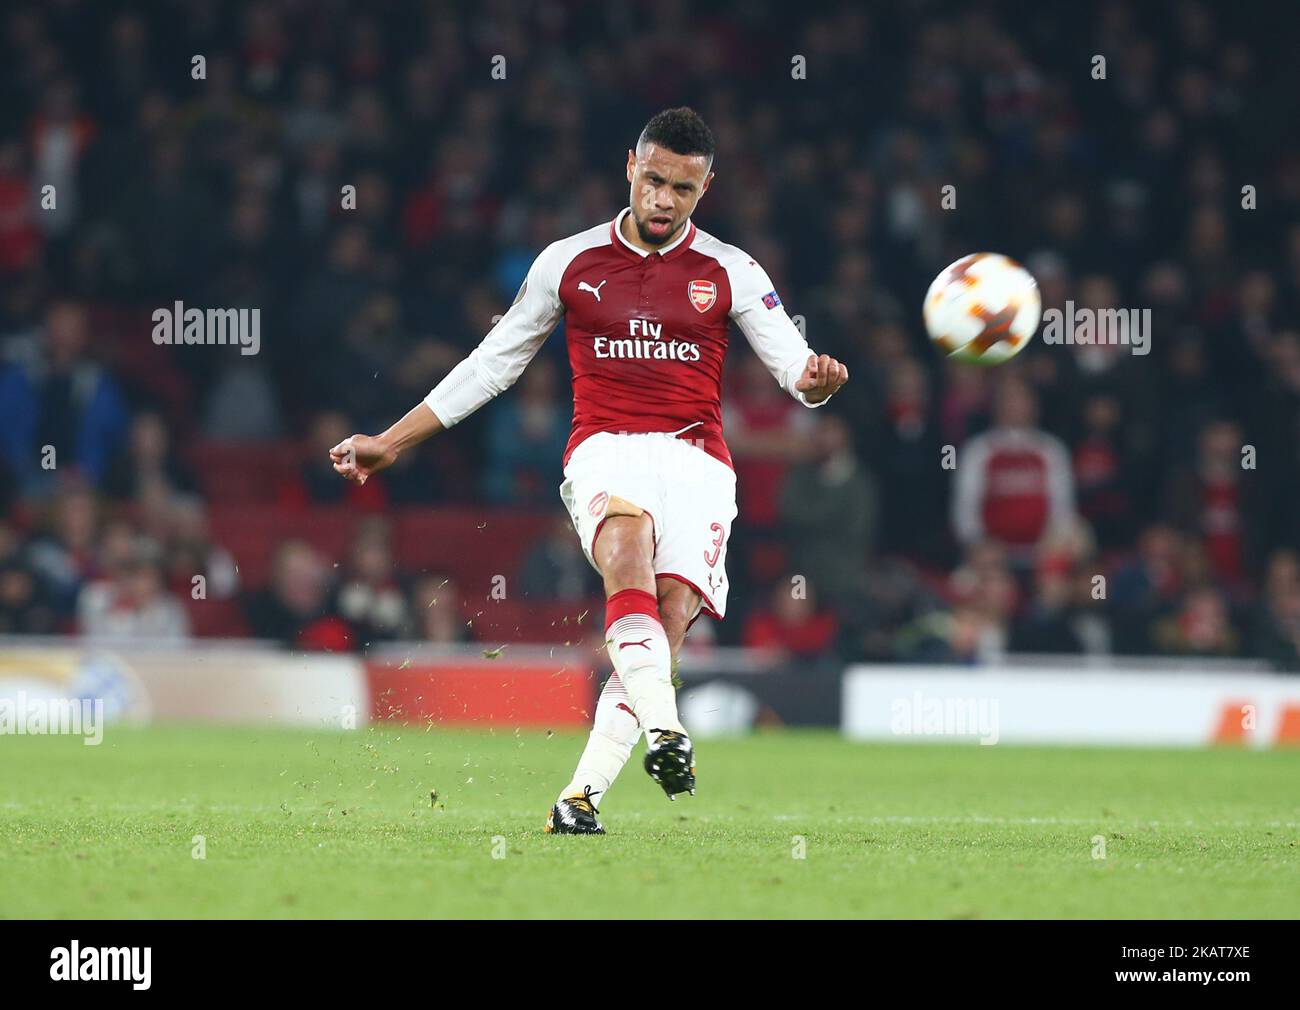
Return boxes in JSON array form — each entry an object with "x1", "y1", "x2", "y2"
[{"x1": 637, "y1": 107, "x2": 716, "y2": 168}]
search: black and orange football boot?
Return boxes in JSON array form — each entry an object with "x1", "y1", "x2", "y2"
[
  {"x1": 544, "y1": 785, "x2": 605, "y2": 835},
  {"x1": 643, "y1": 729, "x2": 695, "y2": 800}
]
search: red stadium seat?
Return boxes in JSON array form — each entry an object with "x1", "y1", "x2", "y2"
[
  {"x1": 184, "y1": 596, "x2": 252, "y2": 638},
  {"x1": 206, "y1": 505, "x2": 556, "y2": 591},
  {"x1": 206, "y1": 503, "x2": 355, "y2": 586},
  {"x1": 188, "y1": 440, "x2": 303, "y2": 504},
  {"x1": 458, "y1": 596, "x2": 605, "y2": 648},
  {"x1": 394, "y1": 509, "x2": 554, "y2": 592}
]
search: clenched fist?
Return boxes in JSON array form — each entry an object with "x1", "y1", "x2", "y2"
[
  {"x1": 329, "y1": 434, "x2": 397, "y2": 485},
  {"x1": 794, "y1": 353, "x2": 849, "y2": 404}
]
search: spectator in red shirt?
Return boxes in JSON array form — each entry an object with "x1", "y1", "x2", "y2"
[
  {"x1": 1164, "y1": 419, "x2": 1254, "y2": 591},
  {"x1": 0, "y1": 140, "x2": 41, "y2": 274},
  {"x1": 742, "y1": 578, "x2": 839, "y2": 660},
  {"x1": 1152, "y1": 587, "x2": 1240, "y2": 658},
  {"x1": 952, "y1": 375, "x2": 1076, "y2": 566},
  {"x1": 244, "y1": 539, "x2": 353, "y2": 649},
  {"x1": 1071, "y1": 393, "x2": 1137, "y2": 549}
]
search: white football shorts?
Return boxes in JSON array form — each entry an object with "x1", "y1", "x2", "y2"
[{"x1": 559, "y1": 430, "x2": 738, "y2": 622}]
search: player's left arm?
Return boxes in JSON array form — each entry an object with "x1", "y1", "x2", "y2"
[
  {"x1": 728, "y1": 258, "x2": 847, "y2": 406},
  {"x1": 791, "y1": 351, "x2": 849, "y2": 405}
]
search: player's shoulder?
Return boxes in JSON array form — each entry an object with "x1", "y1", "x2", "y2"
[
  {"x1": 690, "y1": 227, "x2": 754, "y2": 271},
  {"x1": 691, "y1": 228, "x2": 776, "y2": 301},
  {"x1": 537, "y1": 220, "x2": 615, "y2": 273}
]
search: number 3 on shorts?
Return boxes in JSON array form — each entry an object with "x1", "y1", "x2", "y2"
[{"x1": 703, "y1": 522, "x2": 725, "y2": 568}]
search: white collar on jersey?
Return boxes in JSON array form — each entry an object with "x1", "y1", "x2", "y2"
[{"x1": 612, "y1": 206, "x2": 694, "y2": 258}]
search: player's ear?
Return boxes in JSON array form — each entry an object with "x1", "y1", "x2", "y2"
[
  {"x1": 700, "y1": 171, "x2": 714, "y2": 197},
  {"x1": 626, "y1": 150, "x2": 636, "y2": 183}
]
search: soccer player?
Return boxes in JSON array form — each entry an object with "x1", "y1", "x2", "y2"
[{"x1": 330, "y1": 108, "x2": 848, "y2": 834}]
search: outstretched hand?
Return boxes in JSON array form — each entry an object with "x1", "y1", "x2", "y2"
[
  {"x1": 794, "y1": 353, "x2": 849, "y2": 404},
  {"x1": 329, "y1": 434, "x2": 396, "y2": 485}
]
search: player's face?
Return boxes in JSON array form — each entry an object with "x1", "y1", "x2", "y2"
[{"x1": 625, "y1": 143, "x2": 713, "y2": 246}]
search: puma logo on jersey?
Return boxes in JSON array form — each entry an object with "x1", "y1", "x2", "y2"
[
  {"x1": 578, "y1": 280, "x2": 607, "y2": 301},
  {"x1": 618, "y1": 638, "x2": 652, "y2": 651}
]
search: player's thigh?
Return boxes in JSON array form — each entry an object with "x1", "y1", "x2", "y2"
[
  {"x1": 652, "y1": 444, "x2": 738, "y2": 620},
  {"x1": 558, "y1": 434, "x2": 665, "y2": 574},
  {"x1": 593, "y1": 514, "x2": 656, "y2": 593}
]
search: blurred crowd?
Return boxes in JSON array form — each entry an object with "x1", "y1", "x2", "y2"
[{"x1": 1, "y1": 1, "x2": 1299, "y2": 668}]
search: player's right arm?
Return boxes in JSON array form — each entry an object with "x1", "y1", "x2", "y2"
[
  {"x1": 329, "y1": 403, "x2": 444, "y2": 484},
  {"x1": 330, "y1": 243, "x2": 566, "y2": 484}
]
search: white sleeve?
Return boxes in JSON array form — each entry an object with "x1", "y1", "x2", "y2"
[
  {"x1": 952, "y1": 433, "x2": 991, "y2": 546},
  {"x1": 424, "y1": 242, "x2": 566, "y2": 427},
  {"x1": 1044, "y1": 435, "x2": 1076, "y2": 531},
  {"x1": 726, "y1": 256, "x2": 828, "y2": 408}
]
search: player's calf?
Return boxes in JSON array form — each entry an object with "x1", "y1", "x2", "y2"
[{"x1": 604, "y1": 588, "x2": 684, "y2": 734}]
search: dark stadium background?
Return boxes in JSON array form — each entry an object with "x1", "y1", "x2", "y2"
[{"x1": 2, "y1": 0, "x2": 1299, "y2": 670}]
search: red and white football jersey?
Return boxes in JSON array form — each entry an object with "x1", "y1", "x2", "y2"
[
  {"x1": 951, "y1": 426, "x2": 1075, "y2": 552},
  {"x1": 425, "y1": 208, "x2": 829, "y2": 469}
]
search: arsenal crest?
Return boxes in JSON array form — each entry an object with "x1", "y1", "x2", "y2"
[
  {"x1": 688, "y1": 279, "x2": 717, "y2": 313},
  {"x1": 587, "y1": 491, "x2": 609, "y2": 518}
]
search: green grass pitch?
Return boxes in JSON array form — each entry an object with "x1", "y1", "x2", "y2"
[{"x1": 1, "y1": 725, "x2": 1296, "y2": 918}]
